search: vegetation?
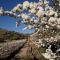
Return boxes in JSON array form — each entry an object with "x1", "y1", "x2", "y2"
[
  {"x1": 0, "y1": 28, "x2": 27, "y2": 42},
  {"x1": 0, "y1": 0, "x2": 60, "y2": 60}
]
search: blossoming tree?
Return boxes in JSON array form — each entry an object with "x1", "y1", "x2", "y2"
[{"x1": 0, "y1": 0, "x2": 60, "y2": 60}]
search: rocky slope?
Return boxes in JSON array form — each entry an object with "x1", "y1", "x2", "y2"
[
  {"x1": 0, "y1": 28, "x2": 27, "y2": 42},
  {"x1": 0, "y1": 28, "x2": 47, "y2": 60}
]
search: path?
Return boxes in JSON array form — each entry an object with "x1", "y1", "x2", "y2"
[{"x1": 0, "y1": 39, "x2": 27, "y2": 60}]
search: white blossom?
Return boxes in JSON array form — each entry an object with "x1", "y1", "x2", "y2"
[
  {"x1": 56, "y1": 18, "x2": 60, "y2": 29},
  {"x1": 57, "y1": 18, "x2": 60, "y2": 25},
  {"x1": 29, "y1": 8, "x2": 36, "y2": 14},
  {"x1": 45, "y1": 25, "x2": 49, "y2": 29},
  {"x1": 44, "y1": 0, "x2": 49, "y2": 5},
  {"x1": 41, "y1": 17, "x2": 47, "y2": 24},
  {"x1": 57, "y1": 25, "x2": 60, "y2": 29},
  {"x1": 27, "y1": 25, "x2": 33, "y2": 29},
  {"x1": 39, "y1": 39, "x2": 42, "y2": 44},
  {"x1": 45, "y1": 5, "x2": 50, "y2": 11},
  {"x1": 38, "y1": 1, "x2": 43, "y2": 6},
  {"x1": 9, "y1": 11, "x2": 13, "y2": 14},
  {"x1": 34, "y1": 19, "x2": 39, "y2": 23},
  {"x1": 5, "y1": 11, "x2": 13, "y2": 14},
  {"x1": 36, "y1": 10, "x2": 44, "y2": 17},
  {"x1": 21, "y1": 13, "x2": 29, "y2": 19},
  {"x1": 12, "y1": 4, "x2": 22, "y2": 13},
  {"x1": 23, "y1": 1, "x2": 30, "y2": 9},
  {"x1": 46, "y1": 10, "x2": 55, "y2": 16},
  {"x1": 48, "y1": 17, "x2": 57, "y2": 27},
  {"x1": 37, "y1": 6, "x2": 44, "y2": 11},
  {"x1": 59, "y1": 3, "x2": 60, "y2": 6},
  {"x1": 29, "y1": 2, "x2": 34, "y2": 9},
  {"x1": 29, "y1": 2, "x2": 37, "y2": 9},
  {"x1": 42, "y1": 48, "x2": 57, "y2": 60},
  {"x1": 33, "y1": 2, "x2": 37, "y2": 8},
  {"x1": 17, "y1": 4, "x2": 22, "y2": 7},
  {"x1": 30, "y1": 18, "x2": 33, "y2": 22},
  {"x1": 54, "y1": 12, "x2": 58, "y2": 17},
  {"x1": 49, "y1": 10, "x2": 55, "y2": 16},
  {"x1": 57, "y1": 49, "x2": 60, "y2": 53},
  {"x1": 0, "y1": 1, "x2": 60, "y2": 60}
]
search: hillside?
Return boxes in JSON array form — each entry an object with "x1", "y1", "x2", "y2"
[
  {"x1": 0, "y1": 29, "x2": 48, "y2": 60},
  {"x1": 0, "y1": 28, "x2": 27, "y2": 42}
]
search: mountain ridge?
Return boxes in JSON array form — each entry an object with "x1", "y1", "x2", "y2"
[{"x1": 0, "y1": 28, "x2": 27, "y2": 42}]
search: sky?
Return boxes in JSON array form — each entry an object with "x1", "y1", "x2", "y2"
[{"x1": 0, "y1": 0, "x2": 52, "y2": 34}]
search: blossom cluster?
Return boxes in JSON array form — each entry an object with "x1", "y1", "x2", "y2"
[
  {"x1": 0, "y1": 0, "x2": 60, "y2": 60},
  {"x1": 0, "y1": 0, "x2": 60, "y2": 30}
]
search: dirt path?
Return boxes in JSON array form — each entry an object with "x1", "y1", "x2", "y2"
[{"x1": 0, "y1": 39, "x2": 27, "y2": 60}]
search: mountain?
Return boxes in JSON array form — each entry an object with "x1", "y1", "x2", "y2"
[{"x1": 0, "y1": 28, "x2": 27, "y2": 42}]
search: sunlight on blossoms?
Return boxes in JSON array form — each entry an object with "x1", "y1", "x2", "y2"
[
  {"x1": 12, "y1": 4, "x2": 22, "y2": 13},
  {"x1": 36, "y1": 10, "x2": 44, "y2": 17},
  {"x1": 0, "y1": 0, "x2": 60, "y2": 60},
  {"x1": 23, "y1": 1, "x2": 30, "y2": 9}
]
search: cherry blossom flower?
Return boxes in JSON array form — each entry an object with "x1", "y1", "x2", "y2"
[
  {"x1": 44, "y1": 0, "x2": 49, "y2": 5},
  {"x1": 29, "y1": 2, "x2": 37, "y2": 9},
  {"x1": 21, "y1": 13, "x2": 29, "y2": 20},
  {"x1": 37, "y1": 5, "x2": 44, "y2": 11},
  {"x1": 48, "y1": 17, "x2": 57, "y2": 27},
  {"x1": 23, "y1": 1, "x2": 30, "y2": 9},
  {"x1": 29, "y1": 2, "x2": 34, "y2": 9},
  {"x1": 29, "y1": 8, "x2": 36, "y2": 14},
  {"x1": 57, "y1": 18, "x2": 60, "y2": 25},
  {"x1": 12, "y1": 4, "x2": 22, "y2": 13},
  {"x1": 27, "y1": 25, "x2": 33, "y2": 29},
  {"x1": 34, "y1": 19, "x2": 39, "y2": 23},
  {"x1": 54, "y1": 12, "x2": 58, "y2": 17},
  {"x1": 46, "y1": 10, "x2": 55, "y2": 16},
  {"x1": 36, "y1": 10, "x2": 44, "y2": 17},
  {"x1": 0, "y1": 1, "x2": 60, "y2": 58}
]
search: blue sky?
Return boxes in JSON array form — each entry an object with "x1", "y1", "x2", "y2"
[{"x1": 0, "y1": 0, "x2": 52, "y2": 34}]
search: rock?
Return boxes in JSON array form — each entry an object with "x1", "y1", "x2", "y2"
[
  {"x1": 0, "y1": 40, "x2": 26, "y2": 59},
  {"x1": 13, "y1": 44, "x2": 33, "y2": 60}
]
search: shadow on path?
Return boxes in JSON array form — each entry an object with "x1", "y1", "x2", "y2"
[{"x1": 0, "y1": 43, "x2": 26, "y2": 60}]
